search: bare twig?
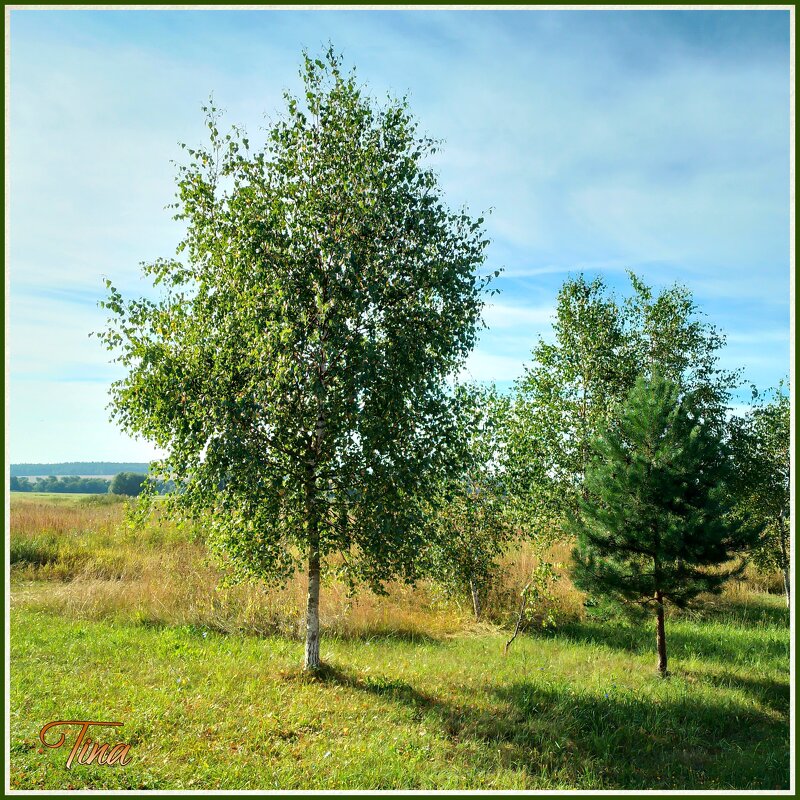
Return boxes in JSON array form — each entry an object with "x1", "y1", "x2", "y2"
[{"x1": 504, "y1": 582, "x2": 531, "y2": 655}]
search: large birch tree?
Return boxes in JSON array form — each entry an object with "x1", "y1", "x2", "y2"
[{"x1": 99, "y1": 48, "x2": 491, "y2": 670}]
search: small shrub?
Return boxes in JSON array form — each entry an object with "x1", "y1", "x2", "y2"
[{"x1": 78, "y1": 494, "x2": 127, "y2": 507}]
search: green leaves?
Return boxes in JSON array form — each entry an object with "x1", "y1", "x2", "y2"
[
  {"x1": 728, "y1": 382, "x2": 790, "y2": 582},
  {"x1": 507, "y1": 274, "x2": 630, "y2": 537},
  {"x1": 421, "y1": 383, "x2": 516, "y2": 611},
  {"x1": 508, "y1": 272, "x2": 738, "y2": 539},
  {"x1": 99, "y1": 47, "x2": 492, "y2": 597}
]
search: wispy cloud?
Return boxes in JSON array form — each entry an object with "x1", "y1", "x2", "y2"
[
  {"x1": 725, "y1": 329, "x2": 791, "y2": 345},
  {"x1": 8, "y1": 9, "x2": 791, "y2": 460}
]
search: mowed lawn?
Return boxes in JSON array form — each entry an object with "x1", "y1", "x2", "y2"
[{"x1": 10, "y1": 596, "x2": 790, "y2": 790}]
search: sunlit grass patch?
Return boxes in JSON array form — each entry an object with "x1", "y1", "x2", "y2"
[{"x1": 8, "y1": 496, "x2": 790, "y2": 790}]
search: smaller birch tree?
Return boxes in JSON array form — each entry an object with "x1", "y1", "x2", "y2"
[
  {"x1": 509, "y1": 273, "x2": 738, "y2": 538},
  {"x1": 423, "y1": 384, "x2": 516, "y2": 620},
  {"x1": 729, "y1": 383, "x2": 791, "y2": 605}
]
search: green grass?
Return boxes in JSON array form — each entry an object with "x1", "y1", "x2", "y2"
[
  {"x1": 10, "y1": 492, "x2": 129, "y2": 506},
  {"x1": 11, "y1": 491, "x2": 146, "y2": 502},
  {"x1": 9, "y1": 495, "x2": 790, "y2": 789},
  {"x1": 12, "y1": 491, "x2": 98, "y2": 502},
  {"x1": 10, "y1": 596, "x2": 789, "y2": 790}
]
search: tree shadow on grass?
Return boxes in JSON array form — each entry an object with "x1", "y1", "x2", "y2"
[
  {"x1": 552, "y1": 618, "x2": 788, "y2": 669},
  {"x1": 327, "y1": 627, "x2": 445, "y2": 646},
  {"x1": 683, "y1": 668, "x2": 790, "y2": 716},
  {"x1": 288, "y1": 663, "x2": 789, "y2": 789},
  {"x1": 279, "y1": 662, "x2": 439, "y2": 703},
  {"x1": 486, "y1": 681, "x2": 789, "y2": 789},
  {"x1": 682, "y1": 594, "x2": 789, "y2": 628}
]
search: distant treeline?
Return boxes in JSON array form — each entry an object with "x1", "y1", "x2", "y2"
[
  {"x1": 11, "y1": 472, "x2": 175, "y2": 496},
  {"x1": 10, "y1": 462, "x2": 151, "y2": 477},
  {"x1": 12, "y1": 475, "x2": 112, "y2": 493}
]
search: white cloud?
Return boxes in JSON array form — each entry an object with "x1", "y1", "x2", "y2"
[
  {"x1": 9, "y1": 294, "x2": 114, "y2": 382},
  {"x1": 9, "y1": 379, "x2": 163, "y2": 463},
  {"x1": 725, "y1": 329, "x2": 790, "y2": 345},
  {"x1": 481, "y1": 302, "x2": 555, "y2": 330}
]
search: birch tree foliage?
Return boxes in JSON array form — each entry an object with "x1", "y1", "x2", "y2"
[
  {"x1": 507, "y1": 275, "x2": 632, "y2": 533},
  {"x1": 422, "y1": 383, "x2": 516, "y2": 619},
  {"x1": 728, "y1": 383, "x2": 790, "y2": 602},
  {"x1": 621, "y1": 273, "x2": 736, "y2": 425},
  {"x1": 99, "y1": 49, "x2": 492, "y2": 597},
  {"x1": 508, "y1": 272, "x2": 738, "y2": 533}
]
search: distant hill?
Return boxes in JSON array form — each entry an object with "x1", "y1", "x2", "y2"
[{"x1": 11, "y1": 462, "x2": 151, "y2": 477}]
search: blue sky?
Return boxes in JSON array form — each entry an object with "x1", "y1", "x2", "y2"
[{"x1": 8, "y1": 8, "x2": 792, "y2": 462}]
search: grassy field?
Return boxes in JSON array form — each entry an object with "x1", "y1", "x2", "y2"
[
  {"x1": 9, "y1": 491, "x2": 116, "y2": 502},
  {"x1": 8, "y1": 495, "x2": 791, "y2": 790}
]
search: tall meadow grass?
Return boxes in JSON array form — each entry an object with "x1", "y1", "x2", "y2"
[{"x1": 10, "y1": 495, "x2": 784, "y2": 640}]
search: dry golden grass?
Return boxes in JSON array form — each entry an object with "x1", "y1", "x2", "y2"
[
  {"x1": 496, "y1": 537, "x2": 587, "y2": 624},
  {"x1": 10, "y1": 496, "x2": 784, "y2": 640},
  {"x1": 24, "y1": 563, "x2": 469, "y2": 641},
  {"x1": 11, "y1": 494, "x2": 121, "y2": 537},
  {"x1": 10, "y1": 497, "x2": 469, "y2": 639}
]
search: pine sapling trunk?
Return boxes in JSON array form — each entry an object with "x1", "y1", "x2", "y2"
[
  {"x1": 304, "y1": 537, "x2": 321, "y2": 670},
  {"x1": 655, "y1": 590, "x2": 667, "y2": 677}
]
